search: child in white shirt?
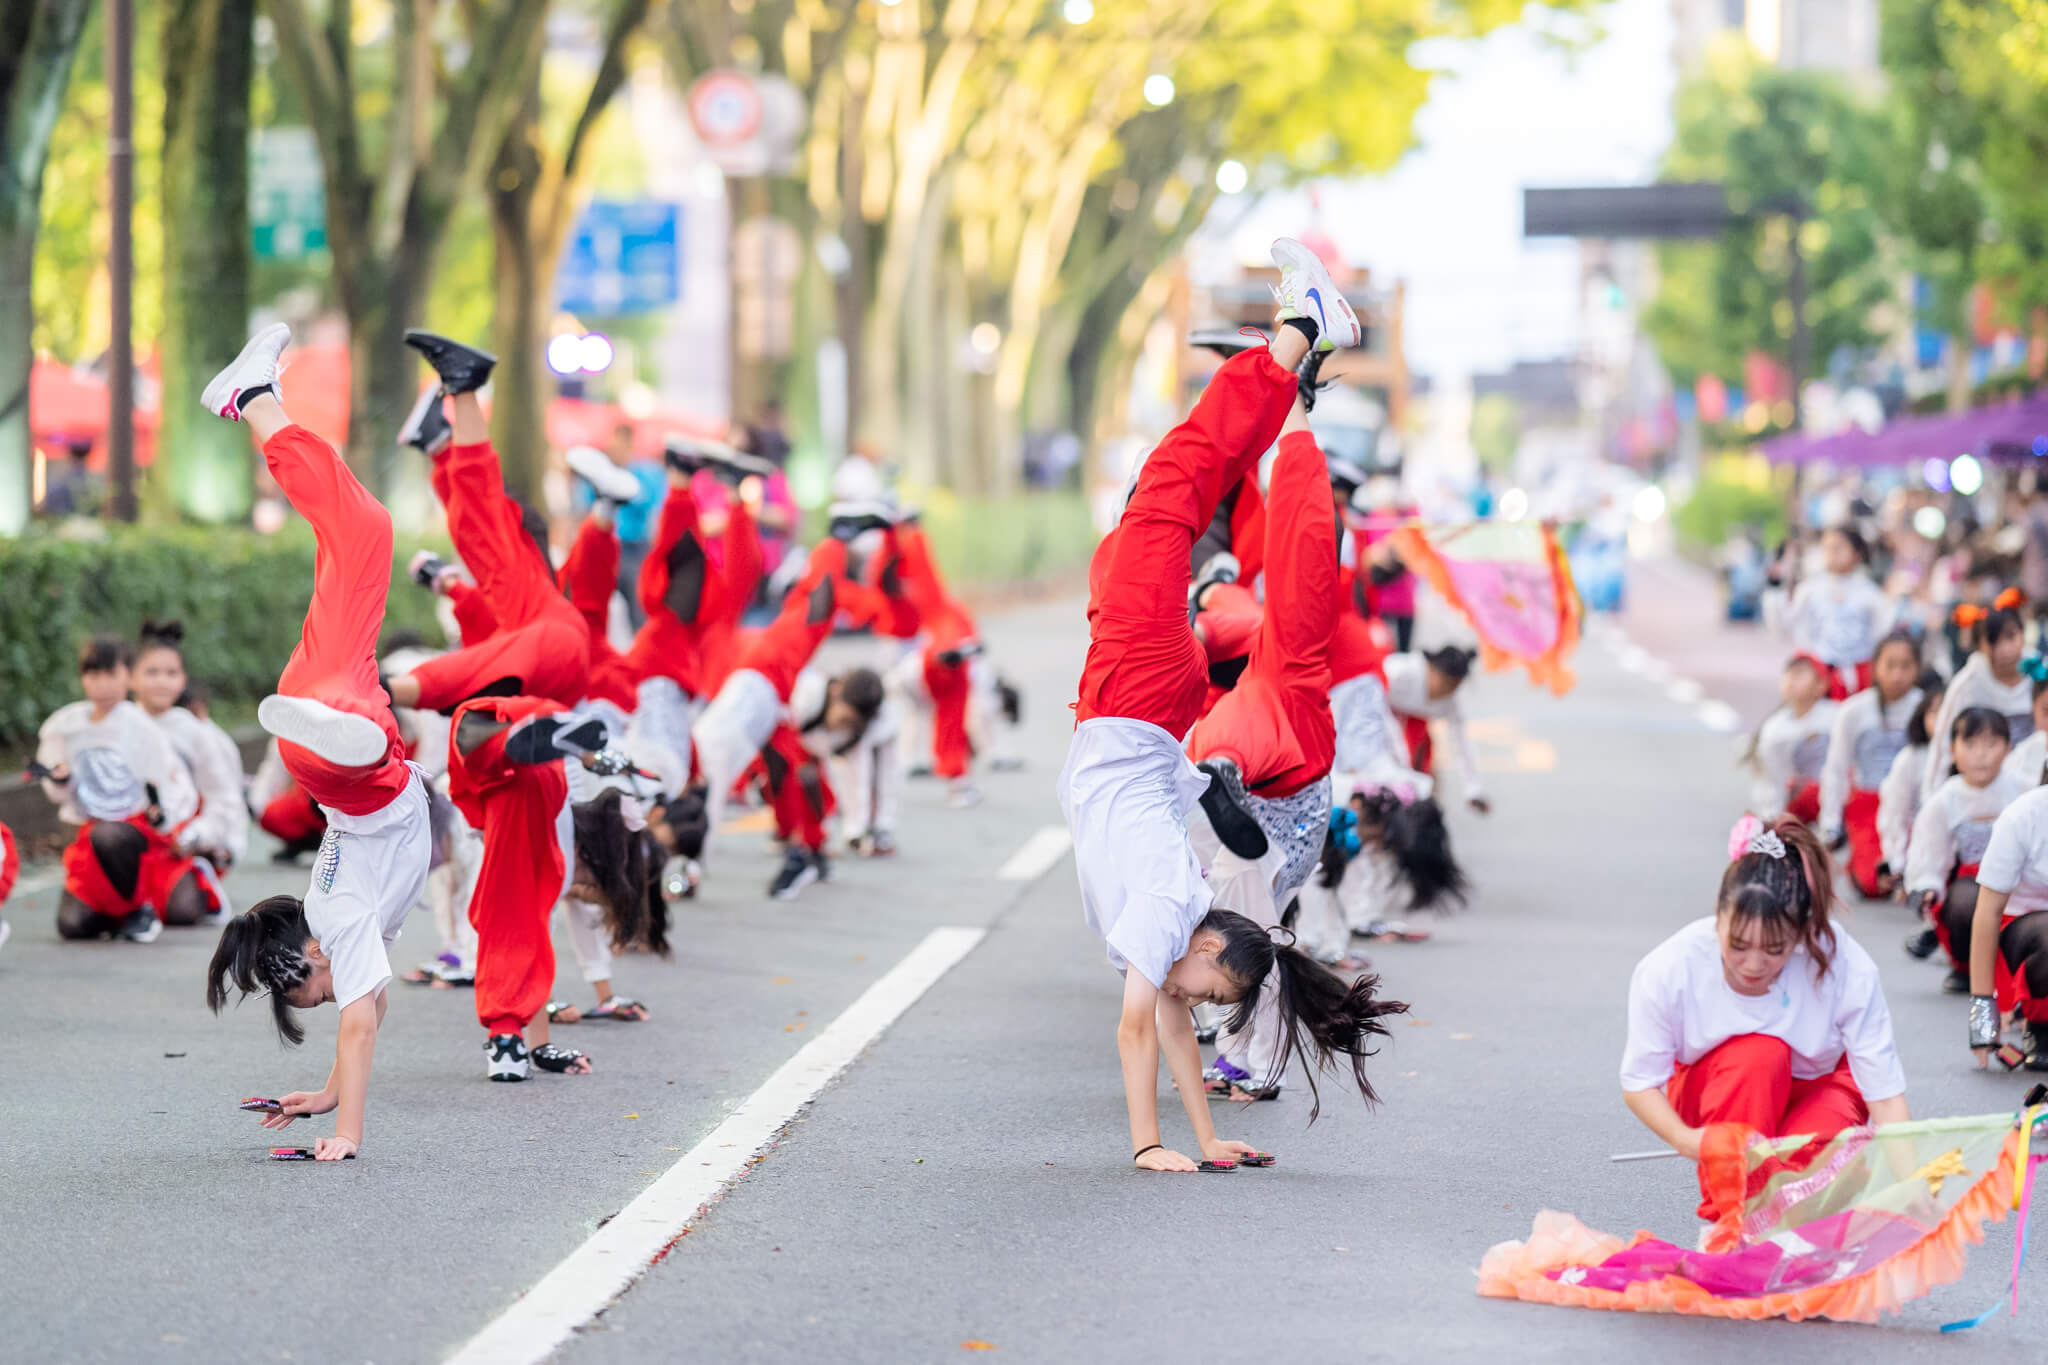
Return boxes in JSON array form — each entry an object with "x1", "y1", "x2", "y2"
[
  {"x1": 1746, "y1": 655, "x2": 1837, "y2": 822},
  {"x1": 1906, "y1": 705, "x2": 2029, "y2": 992}
]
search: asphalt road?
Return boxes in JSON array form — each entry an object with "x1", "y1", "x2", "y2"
[{"x1": 3, "y1": 573, "x2": 2042, "y2": 1365}]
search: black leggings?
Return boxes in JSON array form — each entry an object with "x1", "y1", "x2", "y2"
[{"x1": 1942, "y1": 889, "x2": 2048, "y2": 999}]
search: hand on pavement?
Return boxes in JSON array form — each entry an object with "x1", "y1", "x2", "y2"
[{"x1": 1134, "y1": 1147, "x2": 1200, "y2": 1173}]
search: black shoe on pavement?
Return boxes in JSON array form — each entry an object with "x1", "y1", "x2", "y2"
[
  {"x1": 403, "y1": 330, "x2": 498, "y2": 395},
  {"x1": 1904, "y1": 927, "x2": 1941, "y2": 960},
  {"x1": 1942, "y1": 967, "x2": 1972, "y2": 994},
  {"x1": 121, "y1": 907, "x2": 162, "y2": 944},
  {"x1": 397, "y1": 385, "x2": 452, "y2": 455},
  {"x1": 1197, "y1": 758, "x2": 1270, "y2": 860},
  {"x1": 769, "y1": 846, "x2": 822, "y2": 901}
]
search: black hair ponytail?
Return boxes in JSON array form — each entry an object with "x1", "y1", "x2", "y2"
[
  {"x1": 206, "y1": 894, "x2": 315, "y2": 1045},
  {"x1": 1353, "y1": 790, "x2": 1468, "y2": 910},
  {"x1": 1201, "y1": 908, "x2": 1409, "y2": 1120},
  {"x1": 1906, "y1": 671, "x2": 1945, "y2": 748},
  {"x1": 571, "y1": 789, "x2": 669, "y2": 956},
  {"x1": 137, "y1": 618, "x2": 187, "y2": 660},
  {"x1": 1423, "y1": 645, "x2": 1473, "y2": 681},
  {"x1": 1718, "y1": 817, "x2": 1836, "y2": 978}
]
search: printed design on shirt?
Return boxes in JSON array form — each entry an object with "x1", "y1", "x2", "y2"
[
  {"x1": 314, "y1": 828, "x2": 342, "y2": 894},
  {"x1": 1810, "y1": 598, "x2": 1875, "y2": 668},
  {"x1": 70, "y1": 745, "x2": 147, "y2": 821},
  {"x1": 2009, "y1": 712, "x2": 2037, "y2": 747},
  {"x1": 1956, "y1": 817, "x2": 1997, "y2": 869},
  {"x1": 1249, "y1": 780, "x2": 1335, "y2": 907},
  {"x1": 1852, "y1": 726, "x2": 1908, "y2": 791},
  {"x1": 1791, "y1": 733, "x2": 1829, "y2": 783}
]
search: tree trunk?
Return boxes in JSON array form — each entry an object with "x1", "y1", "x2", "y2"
[
  {"x1": 488, "y1": 98, "x2": 546, "y2": 503},
  {"x1": 160, "y1": 0, "x2": 254, "y2": 524},
  {"x1": 0, "y1": 0, "x2": 96, "y2": 532},
  {"x1": 346, "y1": 276, "x2": 415, "y2": 494}
]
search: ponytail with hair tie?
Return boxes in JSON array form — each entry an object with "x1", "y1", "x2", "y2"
[
  {"x1": 1996, "y1": 587, "x2": 2026, "y2": 612},
  {"x1": 1952, "y1": 604, "x2": 1987, "y2": 631}
]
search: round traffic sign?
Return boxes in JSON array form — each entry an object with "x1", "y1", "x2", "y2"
[{"x1": 689, "y1": 70, "x2": 764, "y2": 148}]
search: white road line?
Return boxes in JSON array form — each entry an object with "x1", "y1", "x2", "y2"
[
  {"x1": 1665, "y1": 678, "x2": 1704, "y2": 705},
  {"x1": 997, "y1": 824, "x2": 1072, "y2": 882},
  {"x1": 1697, "y1": 700, "x2": 1743, "y2": 733},
  {"x1": 446, "y1": 926, "x2": 987, "y2": 1365}
]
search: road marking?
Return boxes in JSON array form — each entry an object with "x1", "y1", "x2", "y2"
[
  {"x1": 1665, "y1": 678, "x2": 1704, "y2": 705},
  {"x1": 997, "y1": 825, "x2": 1072, "y2": 882},
  {"x1": 447, "y1": 925, "x2": 987, "y2": 1365},
  {"x1": 1697, "y1": 700, "x2": 1742, "y2": 733}
]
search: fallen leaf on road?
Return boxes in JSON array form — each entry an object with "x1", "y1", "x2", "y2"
[
  {"x1": 772, "y1": 976, "x2": 793, "y2": 984},
  {"x1": 624, "y1": 1113, "x2": 639, "y2": 1119},
  {"x1": 1406, "y1": 1020, "x2": 1432, "y2": 1028},
  {"x1": 854, "y1": 953, "x2": 867, "y2": 961},
  {"x1": 1401, "y1": 1071, "x2": 1417, "y2": 1078},
  {"x1": 163, "y1": 1052, "x2": 186, "y2": 1058},
  {"x1": 915, "y1": 1157, "x2": 925, "y2": 1164},
  {"x1": 1450, "y1": 1033, "x2": 1473, "y2": 1041},
  {"x1": 962, "y1": 1343, "x2": 996, "y2": 1352}
]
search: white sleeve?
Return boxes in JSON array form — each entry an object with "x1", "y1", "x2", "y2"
[
  {"x1": 870, "y1": 730, "x2": 902, "y2": 834},
  {"x1": 1751, "y1": 711, "x2": 1792, "y2": 815},
  {"x1": 1978, "y1": 797, "x2": 2038, "y2": 895},
  {"x1": 1923, "y1": 671, "x2": 1969, "y2": 802},
  {"x1": 311, "y1": 909, "x2": 392, "y2": 1011},
  {"x1": 1833, "y1": 945, "x2": 1907, "y2": 1102},
  {"x1": 133, "y1": 714, "x2": 199, "y2": 828},
  {"x1": 1904, "y1": 791, "x2": 1955, "y2": 896},
  {"x1": 35, "y1": 703, "x2": 87, "y2": 813},
  {"x1": 1784, "y1": 580, "x2": 1816, "y2": 651},
  {"x1": 832, "y1": 742, "x2": 874, "y2": 840},
  {"x1": 1878, "y1": 746, "x2": 1919, "y2": 873},
  {"x1": 247, "y1": 738, "x2": 290, "y2": 816},
  {"x1": 1819, "y1": 696, "x2": 1861, "y2": 840},
  {"x1": 183, "y1": 717, "x2": 250, "y2": 861},
  {"x1": 1618, "y1": 951, "x2": 1682, "y2": 1092},
  {"x1": 1444, "y1": 703, "x2": 1483, "y2": 803}
]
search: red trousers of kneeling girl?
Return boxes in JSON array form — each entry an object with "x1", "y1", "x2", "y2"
[
  {"x1": 1668, "y1": 1033, "x2": 1868, "y2": 1221},
  {"x1": 62, "y1": 816, "x2": 219, "y2": 924}
]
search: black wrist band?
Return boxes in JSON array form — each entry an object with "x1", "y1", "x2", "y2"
[{"x1": 1132, "y1": 1143, "x2": 1163, "y2": 1163}]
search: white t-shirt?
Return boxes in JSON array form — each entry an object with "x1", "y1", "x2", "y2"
[
  {"x1": 1819, "y1": 687, "x2": 1918, "y2": 839},
  {"x1": 1923, "y1": 655, "x2": 2036, "y2": 800},
  {"x1": 1904, "y1": 770, "x2": 2033, "y2": 895},
  {"x1": 1787, "y1": 570, "x2": 1892, "y2": 669},
  {"x1": 1978, "y1": 785, "x2": 2048, "y2": 918},
  {"x1": 1058, "y1": 716, "x2": 1212, "y2": 988},
  {"x1": 1750, "y1": 701, "x2": 1837, "y2": 815},
  {"x1": 305, "y1": 764, "x2": 432, "y2": 1010},
  {"x1": 1620, "y1": 917, "x2": 1905, "y2": 1100},
  {"x1": 1383, "y1": 653, "x2": 1482, "y2": 801}
]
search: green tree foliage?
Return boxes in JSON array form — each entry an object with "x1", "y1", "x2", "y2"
[{"x1": 1642, "y1": 43, "x2": 1893, "y2": 394}]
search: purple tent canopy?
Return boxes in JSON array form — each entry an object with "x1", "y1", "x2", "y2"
[{"x1": 1760, "y1": 392, "x2": 2048, "y2": 467}]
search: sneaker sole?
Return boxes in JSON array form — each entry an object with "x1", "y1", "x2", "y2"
[
  {"x1": 259, "y1": 694, "x2": 389, "y2": 768},
  {"x1": 396, "y1": 387, "x2": 450, "y2": 453},
  {"x1": 199, "y1": 323, "x2": 291, "y2": 419},
  {"x1": 771, "y1": 866, "x2": 821, "y2": 901},
  {"x1": 566, "y1": 445, "x2": 643, "y2": 503}
]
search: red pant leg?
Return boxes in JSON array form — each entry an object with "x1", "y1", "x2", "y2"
[
  {"x1": 445, "y1": 580, "x2": 500, "y2": 648},
  {"x1": 739, "y1": 538, "x2": 851, "y2": 700},
  {"x1": 439, "y1": 442, "x2": 558, "y2": 627},
  {"x1": 1781, "y1": 1055, "x2": 1869, "y2": 1143},
  {"x1": 1785, "y1": 781, "x2": 1821, "y2": 826},
  {"x1": 923, "y1": 646, "x2": 973, "y2": 780},
  {"x1": 449, "y1": 697, "x2": 572, "y2": 1037},
  {"x1": 140, "y1": 838, "x2": 217, "y2": 918},
  {"x1": 259, "y1": 786, "x2": 327, "y2": 844},
  {"x1": 1403, "y1": 715, "x2": 1433, "y2": 773},
  {"x1": 1843, "y1": 788, "x2": 1885, "y2": 895},
  {"x1": 62, "y1": 823, "x2": 141, "y2": 916},
  {"x1": 1669, "y1": 1033, "x2": 1796, "y2": 1221},
  {"x1": 558, "y1": 514, "x2": 620, "y2": 642},
  {"x1": 0, "y1": 822, "x2": 16, "y2": 905},
  {"x1": 262, "y1": 426, "x2": 411, "y2": 816},
  {"x1": 1076, "y1": 346, "x2": 1297, "y2": 735},
  {"x1": 760, "y1": 725, "x2": 833, "y2": 850},
  {"x1": 1193, "y1": 583, "x2": 1261, "y2": 672},
  {"x1": 1229, "y1": 472, "x2": 1267, "y2": 589},
  {"x1": 1187, "y1": 430, "x2": 1336, "y2": 793}
]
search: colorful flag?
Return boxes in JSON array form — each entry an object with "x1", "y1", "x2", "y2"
[{"x1": 1389, "y1": 522, "x2": 1580, "y2": 695}]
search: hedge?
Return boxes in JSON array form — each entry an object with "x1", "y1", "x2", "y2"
[{"x1": 0, "y1": 525, "x2": 445, "y2": 749}]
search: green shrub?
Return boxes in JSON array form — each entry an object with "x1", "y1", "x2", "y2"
[
  {"x1": 1672, "y1": 456, "x2": 1790, "y2": 553},
  {"x1": 0, "y1": 525, "x2": 445, "y2": 748}
]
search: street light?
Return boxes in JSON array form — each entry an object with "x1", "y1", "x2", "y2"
[
  {"x1": 1951, "y1": 454, "x2": 1984, "y2": 497},
  {"x1": 1214, "y1": 160, "x2": 1248, "y2": 194},
  {"x1": 1144, "y1": 74, "x2": 1175, "y2": 106}
]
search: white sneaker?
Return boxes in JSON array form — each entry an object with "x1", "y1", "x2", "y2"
[
  {"x1": 566, "y1": 444, "x2": 642, "y2": 503},
  {"x1": 1270, "y1": 238, "x2": 1360, "y2": 350},
  {"x1": 258, "y1": 694, "x2": 389, "y2": 768},
  {"x1": 947, "y1": 780, "x2": 983, "y2": 809},
  {"x1": 486, "y1": 1033, "x2": 531, "y2": 1082},
  {"x1": 200, "y1": 323, "x2": 291, "y2": 420}
]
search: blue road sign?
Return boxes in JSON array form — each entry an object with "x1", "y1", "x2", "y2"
[{"x1": 556, "y1": 201, "x2": 683, "y2": 316}]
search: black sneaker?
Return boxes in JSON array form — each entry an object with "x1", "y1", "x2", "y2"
[
  {"x1": 485, "y1": 1033, "x2": 531, "y2": 1082},
  {"x1": 1297, "y1": 347, "x2": 1333, "y2": 414},
  {"x1": 409, "y1": 549, "x2": 450, "y2": 590},
  {"x1": 934, "y1": 642, "x2": 984, "y2": 668},
  {"x1": 663, "y1": 436, "x2": 707, "y2": 476},
  {"x1": 828, "y1": 500, "x2": 897, "y2": 541},
  {"x1": 396, "y1": 384, "x2": 452, "y2": 455},
  {"x1": 1188, "y1": 329, "x2": 1261, "y2": 360},
  {"x1": 403, "y1": 329, "x2": 498, "y2": 395},
  {"x1": 121, "y1": 907, "x2": 162, "y2": 944},
  {"x1": 504, "y1": 714, "x2": 610, "y2": 766},
  {"x1": 2027, "y1": 1024, "x2": 2048, "y2": 1073},
  {"x1": 1197, "y1": 758, "x2": 1270, "y2": 860},
  {"x1": 769, "y1": 846, "x2": 822, "y2": 901},
  {"x1": 1904, "y1": 927, "x2": 1941, "y2": 960},
  {"x1": 701, "y1": 444, "x2": 777, "y2": 486},
  {"x1": 1942, "y1": 967, "x2": 1972, "y2": 994}
]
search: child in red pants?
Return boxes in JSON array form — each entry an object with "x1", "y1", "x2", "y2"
[
  {"x1": 871, "y1": 516, "x2": 989, "y2": 806},
  {"x1": 1620, "y1": 815, "x2": 1909, "y2": 1220},
  {"x1": 1061, "y1": 238, "x2": 1404, "y2": 1173},
  {"x1": 0, "y1": 820, "x2": 16, "y2": 958},
  {"x1": 384, "y1": 332, "x2": 590, "y2": 715},
  {"x1": 201, "y1": 324, "x2": 433, "y2": 1160}
]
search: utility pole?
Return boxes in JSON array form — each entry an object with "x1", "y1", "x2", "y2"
[
  {"x1": 1785, "y1": 211, "x2": 1809, "y2": 431},
  {"x1": 108, "y1": 0, "x2": 137, "y2": 521}
]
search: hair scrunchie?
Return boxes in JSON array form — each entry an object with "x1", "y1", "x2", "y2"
[{"x1": 1727, "y1": 814, "x2": 1785, "y2": 863}]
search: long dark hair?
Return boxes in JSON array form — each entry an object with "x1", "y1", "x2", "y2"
[
  {"x1": 1718, "y1": 817, "x2": 1836, "y2": 977},
  {"x1": 572, "y1": 789, "x2": 668, "y2": 956},
  {"x1": 206, "y1": 895, "x2": 315, "y2": 1044},
  {"x1": 1906, "y1": 670, "x2": 1945, "y2": 748},
  {"x1": 1354, "y1": 790, "x2": 1468, "y2": 911},
  {"x1": 1201, "y1": 908, "x2": 1409, "y2": 1119}
]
